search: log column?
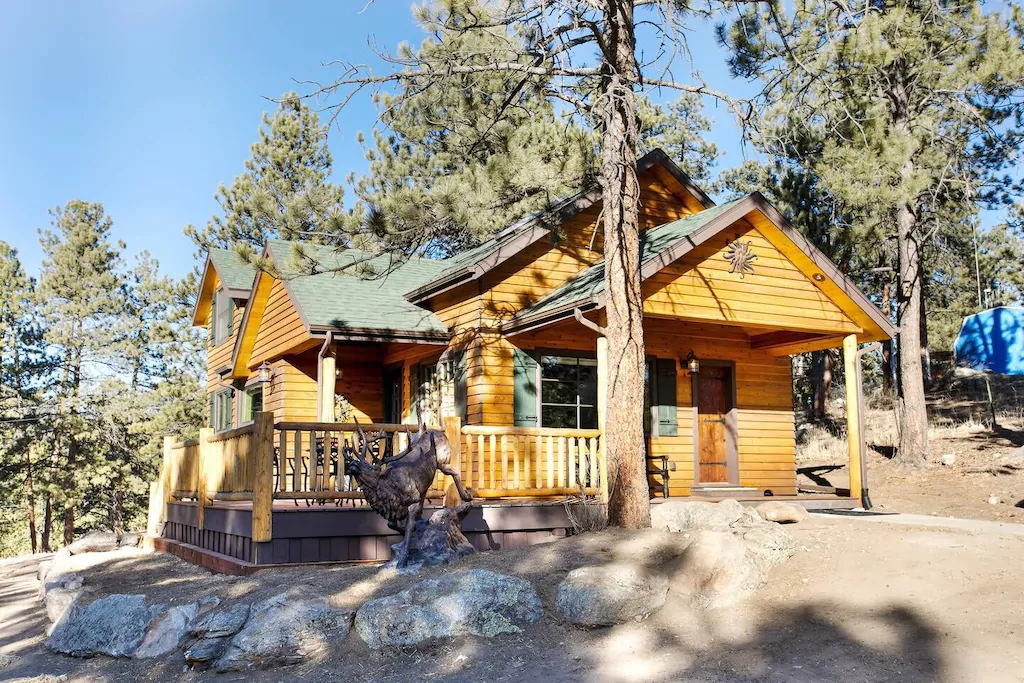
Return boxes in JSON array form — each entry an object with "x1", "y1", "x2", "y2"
[
  {"x1": 318, "y1": 345, "x2": 336, "y2": 422},
  {"x1": 596, "y1": 335, "x2": 610, "y2": 505},
  {"x1": 843, "y1": 334, "x2": 864, "y2": 507}
]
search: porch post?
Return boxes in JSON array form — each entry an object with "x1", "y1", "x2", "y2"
[
  {"x1": 843, "y1": 334, "x2": 864, "y2": 507},
  {"x1": 318, "y1": 345, "x2": 336, "y2": 422},
  {"x1": 596, "y1": 335, "x2": 610, "y2": 505}
]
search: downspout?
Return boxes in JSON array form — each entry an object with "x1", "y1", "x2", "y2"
[
  {"x1": 317, "y1": 331, "x2": 334, "y2": 422},
  {"x1": 855, "y1": 342, "x2": 882, "y2": 510}
]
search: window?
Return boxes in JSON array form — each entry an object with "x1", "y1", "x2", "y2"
[
  {"x1": 240, "y1": 387, "x2": 263, "y2": 425},
  {"x1": 213, "y1": 289, "x2": 233, "y2": 345},
  {"x1": 540, "y1": 355, "x2": 598, "y2": 429},
  {"x1": 211, "y1": 390, "x2": 233, "y2": 432}
]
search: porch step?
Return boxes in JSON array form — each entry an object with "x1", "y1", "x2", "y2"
[{"x1": 689, "y1": 485, "x2": 761, "y2": 499}]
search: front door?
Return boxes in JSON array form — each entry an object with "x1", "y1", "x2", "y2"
[{"x1": 696, "y1": 365, "x2": 734, "y2": 484}]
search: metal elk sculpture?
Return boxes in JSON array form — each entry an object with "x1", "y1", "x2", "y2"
[{"x1": 342, "y1": 420, "x2": 472, "y2": 567}]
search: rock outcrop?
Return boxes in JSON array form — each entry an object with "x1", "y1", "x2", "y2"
[
  {"x1": 65, "y1": 531, "x2": 119, "y2": 555},
  {"x1": 354, "y1": 569, "x2": 541, "y2": 649},
  {"x1": 215, "y1": 592, "x2": 353, "y2": 671},
  {"x1": 755, "y1": 501, "x2": 810, "y2": 524},
  {"x1": 134, "y1": 603, "x2": 199, "y2": 659},
  {"x1": 47, "y1": 594, "x2": 160, "y2": 657},
  {"x1": 556, "y1": 563, "x2": 668, "y2": 626}
]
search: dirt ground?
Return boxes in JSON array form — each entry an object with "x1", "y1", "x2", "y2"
[
  {"x1": 798, "y1": 412, "x2": 1024, "y2": 524},
  {"x1": 2, "y1": 512, "x2": 1023, "y2": 683}
]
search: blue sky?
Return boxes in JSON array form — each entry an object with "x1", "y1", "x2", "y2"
[
  {"x1": 0, "y1": 1, "x2": 758, "y2": 281},
  {"x1": 8, "y1": 1, "x2": 1006, "y2": 284}
]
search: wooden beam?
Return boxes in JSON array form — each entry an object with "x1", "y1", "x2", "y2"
[
  {"x1": 750, "y1": 330, "x2": 823, "y2": 351},
  {"x1": 251, "y1": 411, "x2": 274, "y2": 542},
  {"x1": 765, "y1": 335, "x2": 848, "y2": 356},
  {"x1": 596, "y1": 335, "x2": 609, "y2": 506},
  {"x1": 843, "y1": 334, "x2": 863, "y2": 507}
]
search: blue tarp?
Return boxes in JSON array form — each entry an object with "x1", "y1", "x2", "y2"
[{"x1": 953, "y1": 307, "x2": 1024, "y2": 376}]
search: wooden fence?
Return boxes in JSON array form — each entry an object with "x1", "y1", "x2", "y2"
[{"x1": 148, "y1": 413, "x2": 605, "y2": 544}]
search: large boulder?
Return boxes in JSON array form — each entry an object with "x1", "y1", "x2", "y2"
[
  {"x1": 184, "y1": 602, "x2": 251, "y2": 668},
  {"x1": 755, "y1": 501, "x2": 809, "y2": 524},
  {"x1": 134, "y1": 603, "x2": 199, "y2": 659},
  {"x1": 215, "y1": 593, "x2": 353, "y2": 671},
  {"x1": 556, "y1": 563, "x2": 668, "y2": 627},
  {"x1": 384, "y1": 504, "x2": 476, "y2": 572},
  {"x1": 354, "y1": 569, "x2": 542, "y2": 649},
  {"x1": 669, "y1": 527, "x2": 795, "y2": 609},
  {"x1": 65, "y1": 530, "x2": 118, "y2": 555},
  {"x1": 46, "y1": 594, "x2": 160, "y2": 657},
  {"x1": 651, "y1": 499, "x2": 750, "y2": 533},
  {"x1": 42, "y1": 573, "x2": 84, "y2": 627},
  {"x1": 190, "y1": 602, "x2": 250, "y2": 639}
]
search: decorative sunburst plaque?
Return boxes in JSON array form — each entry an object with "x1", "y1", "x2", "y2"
[{"x1": 724, "y1": 240, "x2": 757, "y2": 278}]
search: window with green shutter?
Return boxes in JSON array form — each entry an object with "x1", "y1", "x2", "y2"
[
  {"x1": 512, "y1": 348, "x2": 538, "y2": 427},
  {"x1": 240, "y1": 387, "x2": 262, "y2": 425},
  {"x1": 212, "y1": 390, "x2": 233, "y2": 432}
]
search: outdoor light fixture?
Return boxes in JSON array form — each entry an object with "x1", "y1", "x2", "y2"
[
  {"x1": 258, "y1": 360, "x2": 274, "y2": 385},
  {"x1": 685, "y1": 350, "x2": 700, "y2": 375}
]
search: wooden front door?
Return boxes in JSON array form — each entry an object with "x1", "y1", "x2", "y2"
[{"x1": 696, "y1": 366, "x2": 733, "y2": 484}]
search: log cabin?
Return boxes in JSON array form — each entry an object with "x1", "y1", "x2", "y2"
[{"x1": 150, "y1": 149, "x2": 893, "y2": 572}]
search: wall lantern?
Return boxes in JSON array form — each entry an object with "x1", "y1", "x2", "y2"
[
  {"x1": 258, "y1": 361, "x2": 275, "y2": 386},
  {"x1": 685, "y1": 350, "x2": 700, "y2": 375}
]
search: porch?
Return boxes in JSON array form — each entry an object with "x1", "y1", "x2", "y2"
[{"x1": 146, "y1": 415, "x2": 609, "y2": 572}]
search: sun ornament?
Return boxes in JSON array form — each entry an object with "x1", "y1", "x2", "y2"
[{"x1": 724, "y1": 240, "x2": 757, "y2": 279}]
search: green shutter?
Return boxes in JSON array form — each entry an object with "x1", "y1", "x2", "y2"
[
  {"x1": 656, "y1": 358, "x2": 678, "y2": 436},
  {"x1": 208, "y1": 393, "x2": 215, "y2": 429},
  {"x1": 453, "y1": 351, "x2": 467, "y2": 422},
  {"x1": 226, "y1": 296, "x2": 234, "y2": 336},
  {"x1": 513, "y1": 348, "x2": 538, "y2": 427}
]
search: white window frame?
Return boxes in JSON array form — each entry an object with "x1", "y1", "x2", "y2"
[{"x1": 213, "y1": 288, "x2": 232, "y2": 345}]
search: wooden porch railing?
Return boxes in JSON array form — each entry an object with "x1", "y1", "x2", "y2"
[
  {"x1": 461, "y1": 426, "x2": 604, "y2": 498},
  {"x1": 147, "y1": 413, "x2": 605, "y2": 544}
]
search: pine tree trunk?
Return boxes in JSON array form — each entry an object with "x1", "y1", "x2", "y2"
[
  {"x1": 918, "y1": 262, "x2": 931, "y2": 389},
  {"x1": 881, "y1": 281, "x2": 893, "y2": 393},
  {"x1": 23, "y1": 450, "x2": 38, "y2": 554},
  {"x1": 600, "y1": 0, "x2": 649, "y2": 528},
  {"x1": 891, "y1": 65, "x2": 929, "y2": 466},
  {"x1": 811, "y1": 351, "x2": 833, "y2": 421},
  {"x1": 42, "y1": 495, "x2": 52, "y2": 553},
  {"x1": 895, "y1": 195, "x2": 929, "y2": 465}
]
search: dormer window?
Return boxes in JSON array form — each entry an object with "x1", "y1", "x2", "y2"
[{"x1": 213, "y1": 288, "x2": 234, "y2": 345}]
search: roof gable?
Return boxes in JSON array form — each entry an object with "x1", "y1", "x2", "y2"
[
  {"x1": 191, "y1": 249, "x2": 257, "y2": 326},
  {"x1": 505, "y1": 193, "x2": 895, "y2": 343},
  {"x1": 405, "y1": 148, "x2": 714, "y2": 304}
]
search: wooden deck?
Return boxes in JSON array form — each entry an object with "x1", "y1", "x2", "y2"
[{"x1": 157, "y1": 498, "x2": 582, "y2": 574}]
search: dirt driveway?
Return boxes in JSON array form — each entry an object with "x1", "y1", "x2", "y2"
[{"x1": 1, "y1": 513, "x2": 1022, "y2": 683}]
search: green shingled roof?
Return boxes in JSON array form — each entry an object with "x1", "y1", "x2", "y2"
[
  {"x1": 512, "y1": 198, "x2": 746, "y2": 321},
  {"x1": 265, "y1": 241, "x2": 449, "y2": 337},
  {"x1": 209, "y1": 248, "x2": 257, "y2": 291}
]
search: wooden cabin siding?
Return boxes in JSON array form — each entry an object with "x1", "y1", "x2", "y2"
[
  {"x1": 642, "y1": 225, "x2": 858, "y2": 335},
  {"x1": 431, "y1": 174, "x2": 697, "y2": 330},
  {"x1": 206, "y1": 304, "x2": 246, "y2": 393},
  {"x1": 509, "y1": 317, "x2": 797, "y2": 497},
  {"x1": 250, "y1": 279, "x2": 309, "y2": 367},
  {"x1": 466, "y1": 332, "x2": 514, "y2": 426}
]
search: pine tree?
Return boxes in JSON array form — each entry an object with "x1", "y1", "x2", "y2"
[
  {"x1": 36, "y1": 201, "x2": 126, "y2": 548},
  {"x1": 0, "y1": 243, "x2": 45, "y2": 554},
  {"x1": 185, "y1": 94, "x2": 349, "y2": 255},
  {"x1": 720, "y1": 0, "x2": 1024, "y2": 463}
]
